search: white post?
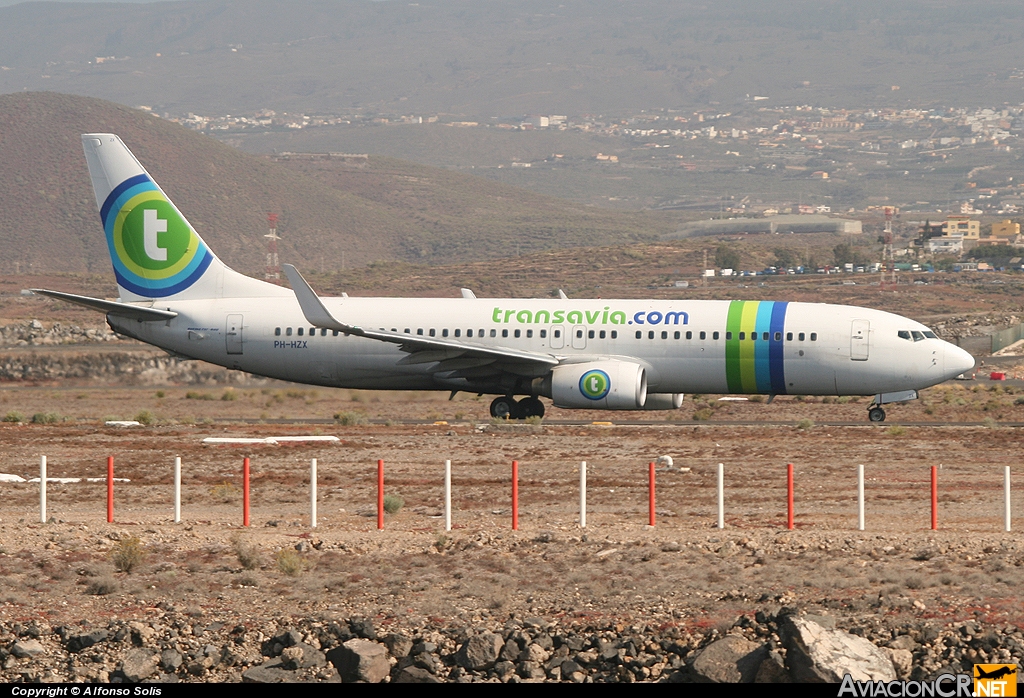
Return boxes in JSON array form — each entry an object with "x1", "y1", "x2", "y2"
[
  {"x1": 444, "y1": 460, "x2": 452, "y2": 532},
  {"x1": 39, "y1": 455, "x2": 47, "y2": 524},
  {"x1": 310, "y1": 458, "x2": 318, "y2": 528},
  {"x1": 173, "y1": 457, "x2": 181, "y2": 523},
  {"x1": 579, "y1": 461, "x2": 587, "y2": 529},
  {"x1": 858, "y1": 464, "x2": 865, "y2": 531},
  {"x1": 717, "y1": 463, "x2": 724, "y2": 529},
  {"x1": 1005, "y1": 466, "x2": 1012, "y2": 533}
]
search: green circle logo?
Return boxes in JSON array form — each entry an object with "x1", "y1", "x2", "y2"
[
  {"x1": 116, "y1": 195, "x2": 194, "y2": 273},
  {"x1": 579, "y1": 369, "x2": 610, "y2": 400}
]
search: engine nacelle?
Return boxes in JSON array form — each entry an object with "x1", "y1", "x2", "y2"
[
  {"x1": 550, "y1": 361, "x2": 647, "y2": 410},
  {"x1": 641, "y1": 393, "x2": 684, "y2": 410}
]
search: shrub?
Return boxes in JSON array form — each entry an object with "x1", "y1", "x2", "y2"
[
  {"x1": 982, "y1": 417, "x2": 999, "y2": 428},
  {"x1": 275, "y1": 549, "x2": 306, "y2": 576},
  {"x1": 134, "y1": 410, "x2": 154, "y2": 425},
  {"x1": 31, "y1": 412, "x2": 60, "y2": 424},
  {"x1": 2, "y1": 411, "x2": 23, "y2": 423},
  {"x1": 211, "y1": 481, "x2": 239, "y2": 502},
  {"x1": 796, "y1": 418, "x2": 814, "y2": 430},
  {"x1": 383, "y1": 493, "x2": 405, "y2": 514},
  {"x1": 221, "y1": 389, "x2": 237, "y2": 401},
  {"x1": 886, "y1": 425, "x2": 906, "y2": 436},
  {"x1": 185, "y1": 391, "x2": 214, "y2": 401},
  {"x1": 1015, "y1": 396, "x2": 1024, "y2": 405},
  {"x1": 85, "y1": 577, "x2": 118, "y2": 595},
  {"x1": 524, "y1": 415, "x2": 543, "y2": 425},
  {"x1": 334, "y1": 411, "x2": 367, "y2": 425},
  {"x1": 155, "y1": 390, "x2": 165, "y2": 398},
  {"x1": 231, "y1": 535, "x2": 262, "y2": 570},
  {"x1": 692, "y1": 409, "x2": 713, "y2": 421},
  {"x1": 111, "y1": 536, "x2": 145, "y2": 574}
]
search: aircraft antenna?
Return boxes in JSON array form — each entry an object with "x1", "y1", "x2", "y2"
[{"x1": 265, "y1": 212, "x2": 281, "y2": 282}]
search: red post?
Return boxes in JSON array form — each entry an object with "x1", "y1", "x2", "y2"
[
  {"x1": 931, "y1": 466, "x2": 938, "y2": 530},
  {"x1": 648, "y1": 462, "x2": 656, "y2": 526},
  {"x1": 512, "y1": 460, "x2": 519, "y2": 530},
  {"x1": 106, "y1": 456, "x2": 114, "y2": 523},
  {"x1": 377, "y1": 459, "x2": 384, "y2": 530},
  {"x1": 787, "y1": 463, "x2": 794, "y2": 530},
  {"x1": 243, "y1": 457, "x2": 250, "y2": 527}
]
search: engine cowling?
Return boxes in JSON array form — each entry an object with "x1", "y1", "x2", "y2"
[
  {"x1": 641, "y1": 393, "x2": 684, "y2": 410},
  {"x1": 550, "y1": 361, "x2": 647, "y2": 410}
]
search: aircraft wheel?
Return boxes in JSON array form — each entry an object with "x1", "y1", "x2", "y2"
[
  {"x1": 868, "y1": 407, "x2": 886, "y2": 423},
  {"x1": 518, "y1": 397, "x2": 545, "y2": 419},
  {"x1": 490, "y1": 396, "x2": 518, "y2": 419}
]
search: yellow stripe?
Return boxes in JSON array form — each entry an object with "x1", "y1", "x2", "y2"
[{"x1": 739, "y1": 301, "x2": 759, "y2": 392}]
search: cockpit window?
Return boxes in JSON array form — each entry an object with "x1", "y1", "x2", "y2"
[
  {"x1": 898, "y1": 330, "x2": 911, "y2": 340},
  {"x1": 923, "y1": 331, "x2": 937, "y2": 339},
  {"x1": 911, "y1": 331, "x2": 925, "y2": 342}
]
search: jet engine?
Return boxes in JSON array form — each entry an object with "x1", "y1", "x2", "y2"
[{"x1": 548, "y1": 361, "x2": 647, "y2": 409}]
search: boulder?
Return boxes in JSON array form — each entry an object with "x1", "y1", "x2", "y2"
[
  {"x1": 455, "y1": 632, "x2": 504, "y2": 671},
  {"x1": 10, "y1": 640, "x2": 45, "y2": 659},
  {"x1": 120, "y1": 648, "x2": 159, "y2": 682},
  {"x1": 781, "y1": 616, "x2": 896, "y2": 682},
  {"x1": 326, "y1": 639, "x2": 390, "y2": 683},
  {"x1": 690, "y1": 634, "x2": 768, "y2": 683}
]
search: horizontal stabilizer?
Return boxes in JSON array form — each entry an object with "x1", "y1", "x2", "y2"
[{"x1": 32, "y1": 289, "x2": 178, "y2": 321}]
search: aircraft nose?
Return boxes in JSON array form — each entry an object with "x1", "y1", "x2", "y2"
[{"x1": 944, "y1": 343, "x2": 975, "y2": 379}]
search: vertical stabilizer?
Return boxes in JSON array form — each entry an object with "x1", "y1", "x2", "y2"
[{"x1": 82, "y1": 134, "x2": 287, "y2": 301}]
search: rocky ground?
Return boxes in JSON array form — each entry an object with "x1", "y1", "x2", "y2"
[{"x1": 0, "y1": 414, "x2": 1020, "y2": 683}]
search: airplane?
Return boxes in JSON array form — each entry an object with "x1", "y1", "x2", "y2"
[{"x1": 33, "y1": 134, "x2": 975, "y2": 423}]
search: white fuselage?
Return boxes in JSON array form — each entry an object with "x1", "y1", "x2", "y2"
[{"x1": 108, "y1": 297, "x2": 975, "y2": 398}]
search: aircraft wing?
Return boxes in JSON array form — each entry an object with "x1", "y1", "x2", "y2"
[
  {"x1": 283, "y1": 265, "x2": 558, "y2": 374},
  {"x1": 31, "y1": 289, "x2": 178, "y2": 322}
]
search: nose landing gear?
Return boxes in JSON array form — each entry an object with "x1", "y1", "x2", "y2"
[{"x1": 868, "y1": 406, "x2": 886, "y2": 422}]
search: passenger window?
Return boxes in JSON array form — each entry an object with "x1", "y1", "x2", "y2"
[
  {"x1": 466, "y1": 329, "x2": 473, "y2": 338},
  {"x1": 713, "y1": 331, "x2": 720, "y2": 340},
  {"x1": 911, "y1": 331, "x2": 924, "y2": 342},
  {"x1": 786, "y1": 332, "x2": 793, "y2": 341},
  {"x1": 332, "y1": 330, "x2": 339, "y2": 337},
  {"x1": 502, "y1": 329, "x2": 508, "y2": 338},
  {"x1": 417, "y1": 328, "x2": 423, "y2": 335},
  {"x1": 611, "y1": 331, "x2": 617, "y2": 339},
  {"x1": 429, "y1": 329, "x2": 436, "y2": 337},
  {"x1": 763, "y1": 332, "x2": 769, "y2": 341},
  {"x1": 727, "y1": 332, "x2": 733, "y2": 340},
  {"x1": 311, "y1": 328, "x2": 316, "y2": 336},
  {"x1": 274, "y1": 328, "x2": 281, "y2": 336},
  {"x1": 576, "y1": 330, "x2": 583, "y2": 338},
  {"x1": 454, "y1": 329, "x2": 461, "y2": 337},
  {"x1": 700, "y1": 331, "x2": 706, "y2": 340},
  {"x1": 514, "y1": 329, "x2": 521, "y2": 338},
  {"x1": 321, "y1": 329, "x2": 327, "y2": 336},
  {"x1": 553, "y1": 329, "x2": 561, "y2": 338},
  {"x1": 636, "y1": 330, "x2": 643, "y2": 339},
  {"x1": 810, "y1": 333, "x2": 817, "y2": 341},
  {"x1": 479, "y1": 329, "x2": 484, "y2": 337},
  {"x1": 798, "y1": 333, "x2": 805, "y2": 341},
  {"x1": 526, "y1": 329, "x2": 533, "y2": 338},
  {"x1": 674, "y1": 331, "x2": 680, "y2": 339},
  {"x1": 648, "y1": 331, "x2": 654, "y2": 339},
  {"x1": 661, "y1": 331, "x2": 668, "y2": 339},
  {"x1": 738, "y1": 332, "x2": 744, "y2": 340},
  {"x1": 442, "y1": 329, "x2": 449, "y2": 337},
  {"x1": 404, "y1": 328, "x2": 410, "y2": 334},
  {"x1": 286, "y1": 327, "x2": 292, "y2": 336},
  {"x1": 774, "y1": 332, "x2": 781, "y2": 341},
  {"x1": 297, "y1": 328, "x2": 304, "y2": 336},
  {"x1": 540, "y1": 329, "x2": 547, "y2": 338},
  {"x1": 599, "y1": 330, "x2": 606, "y2": 339},
  {"x1": 490, "y1": 329, "x2": 497, "y2": 338},
  {"x1": 686, "y1": 331, "x2": 692, "y2": 340}
]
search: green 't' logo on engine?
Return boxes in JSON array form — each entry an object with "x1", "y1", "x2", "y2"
[{"x1": 579, "y1": 369, "x2": 611, "y2": 400}]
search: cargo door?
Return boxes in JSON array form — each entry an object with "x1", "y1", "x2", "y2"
[{"x1": 226, "y1": 314, "x2": 243, "y2": 355}]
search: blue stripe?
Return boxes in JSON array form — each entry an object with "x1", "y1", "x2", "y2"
[
  {"x1": 754, "y1": 302, "x2": 773, "y2": 393},
  {"x1": 769, "y1": 301, "x2": 788, "y2": 395},
  {"x1": 114, "y1": 252, "x2": 213, "y2": 298},
  {"x1": 99, "y1": 173, "x2": 151, "y2": 226}
]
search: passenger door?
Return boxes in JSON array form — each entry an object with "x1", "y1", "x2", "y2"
[
  {"x1": 572, "y1": 325, "x2": 587, "y2": 350},
  {"x1": 550, "y1": 325, "x2": 565, "y2": 349},
  {"x1": 226, "y1": 314, "x2": 243, "y2": 355},
  {"x1": 850, "y1": 319, "x2": 869, "y2": 361}
]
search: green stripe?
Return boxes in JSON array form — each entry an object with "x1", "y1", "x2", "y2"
[{"x1": 725, "y1": 301, "x2": 744, "y2": 392}]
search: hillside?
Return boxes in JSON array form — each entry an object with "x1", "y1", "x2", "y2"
[
  {"x1": 3, "y1": 1, "x2": 1024, "y2": 115},
  {"x1": 0, "y1": 92, "x2": 668, "y2": 275}
]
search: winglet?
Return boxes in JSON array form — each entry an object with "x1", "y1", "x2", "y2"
[
  {"x1": 282, "y1": 264, "x2": 357, "y2": 334},
  {"x1": 558, "y1": 289, "x2": 568, "y2": 300}
]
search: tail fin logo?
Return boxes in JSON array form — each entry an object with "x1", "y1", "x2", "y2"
[{"x1": 100, "y1": 174, "x2": 212, "y2": 297}]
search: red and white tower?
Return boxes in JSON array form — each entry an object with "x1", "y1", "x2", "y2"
[{"x1": 265, "y1": 212, "x2": 280, "y2": 282}]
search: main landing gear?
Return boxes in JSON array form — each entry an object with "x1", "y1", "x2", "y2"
[
  {"x1": 489, "y1": 396, "x2": 545, "y2": 420},
  {"x1": 868, "y1": 406, "x2": 886, "y2": 423}
]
